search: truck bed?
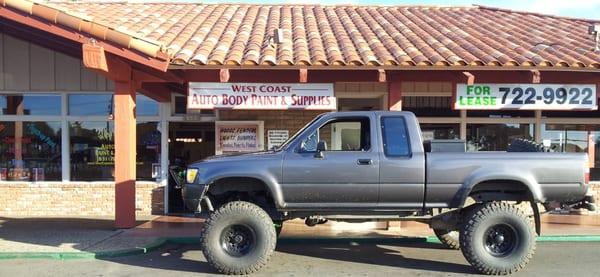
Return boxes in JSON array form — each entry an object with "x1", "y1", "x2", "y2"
[{"x1": 425, "y1": 152, "x2": 588, "y2": 208}]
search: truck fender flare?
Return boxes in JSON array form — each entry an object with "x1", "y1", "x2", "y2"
[
  {"x1": 205, "y1": 173, "x2": 285, "y2": 208},
  {"x1": 455, "y1": 171, "x2": 543, "y2": 207}
]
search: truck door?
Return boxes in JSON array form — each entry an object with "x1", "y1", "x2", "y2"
[
  {"x1": 281, "y1": 115, "x2": 380, "y2": 208},
  {"x1": 377, "y1": 115, "x2": 425, "y2": 209}
]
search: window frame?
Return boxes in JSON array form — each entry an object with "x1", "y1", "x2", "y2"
[
  {"x1": 0, "y1": 93, "x2": 63, "y2": 116},
  {"x1": 298, "y1": 116, "x2": 372, "y2": 153},
  {"x1": 380, "y1": 116, "x2": 412, "y2": 158}
]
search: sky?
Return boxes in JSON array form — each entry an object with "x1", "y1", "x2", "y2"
[{"x1": 193, "y1": 0, "x2": 600, "y2": 20}]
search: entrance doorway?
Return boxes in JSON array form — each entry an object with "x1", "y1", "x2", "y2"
[{"x1": 168, "y1": 122, "x2": 215, "y2": 213}]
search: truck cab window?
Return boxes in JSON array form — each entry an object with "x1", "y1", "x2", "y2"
[
  {"x1": 381, "y1": 117, "x2": 410, "y2": 156},
  {"x1": 301, "y1": 117, "x2": 370, "y2": 152}
]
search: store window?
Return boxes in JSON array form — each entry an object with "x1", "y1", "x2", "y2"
[
  {"x1": 137, "y1": 122, "x2": 161, "y2": 181},
  {"x1": 70, "y1": 121, "x2": 114, "y2": 181},
  {"x1": 69, "y1": 94, "x2": 113, "y2": 116},
  {"x1": 1, "y1": 94, "x2": 61, "y2": 115},
  {"x1": 467, "y1": 123, "x2": 534, "y2": 151},
  {"x1": 137, "y1": 94, "x2": 159, "y2": 116},
  {"x1": 541, "y1": 124, "x2": 600, "y2": 180},
  {"x1": 420, "y1": 123, "x2": 460, "y2": 140},
  {"x1": 301, "y1": 117, "x2": 371, "y2": 151},
  {"x1": 0, "y1": 121, "x2": 62, "y2": 181}
]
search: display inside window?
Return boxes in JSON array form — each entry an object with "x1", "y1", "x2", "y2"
[
  {"x1": 0, "y1": 121, "x2": 62, "y2": 181},
  {"x1": 0, "y1": 94, "x2": 61, "y2": 115},
  {"x1": 70, "y1": 121, "x2": 114, "y2": 181},
  {"x1": 215, "y1": 121, "x2": 263, "y2": 155},
  {"x1": 467, "y1": 124, "x2": 533, "y2": 151},
  {"x1": 420, "y1": 123, "x2": 460, "y2": 140},
  {"x1": 541, "y1": 124, "x2": 600, "y2": 181},
  {"x1": 137, "y1": 122, "x2": 161, "y2": 180}
]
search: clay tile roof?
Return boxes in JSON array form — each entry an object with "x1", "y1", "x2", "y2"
[{"x1": 4, "y1": 1, "x2": 600, "y2": 69}]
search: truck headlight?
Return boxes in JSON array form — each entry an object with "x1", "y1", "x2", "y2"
[{"x1": 186, "y1": 168, "x2": 199, "y2": 183}]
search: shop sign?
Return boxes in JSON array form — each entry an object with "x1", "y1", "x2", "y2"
[
  {"x1": 267, "y1": 130, "x2": 289, "y2": 149},
  {"x1": 455, "y1": 84, "x2": 597, "y2": 110},
  {"x1": 188, "y1": 83, "x2": 336, "y2": 110},
  {"x1": 215, "y1": 121, "x2": 264, "y2": 155}
]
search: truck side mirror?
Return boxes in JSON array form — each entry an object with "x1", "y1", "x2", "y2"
[{"x1": 314, "y1": 140, "x2": 327, "y2": 158}]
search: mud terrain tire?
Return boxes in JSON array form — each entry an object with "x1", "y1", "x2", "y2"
[
  {"x1": 460, "y1": 202, "x2": 536, "y2": 275},
  {"x1": 201, "y1": 201, "x2": 277, "y2": 275}
]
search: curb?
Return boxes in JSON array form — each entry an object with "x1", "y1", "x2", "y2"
[
  {"x1": 0, "y1": 238, "x2": 168, "y2": 260},
  {"x1": 2, "y1": 235, "x2": 600, "y2": 260}
]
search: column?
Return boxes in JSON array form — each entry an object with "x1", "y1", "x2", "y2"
[
  {"x1": 114, "y1": 80, "x2": 137, "y2": 228},
  {"x1": 388, "y1": 81, "x2": 402, "y2": 111}
]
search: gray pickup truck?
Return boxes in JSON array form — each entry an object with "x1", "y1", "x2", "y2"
[{"x1": 183, "y1": 111, "x2": 595, "y2": 275}]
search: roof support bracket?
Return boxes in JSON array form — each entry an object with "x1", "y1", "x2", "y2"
[
  {"x1": 378, "y1": 69, "x2": 386, "y2": 82},
  {"x1": 531, "y1": 69, "x2": 541, "y2": 83},
  {"x1": 299, "y1": 68, "x2": 308, "y2": 83},
  {"x1": 463, "y1": 71, "x2": 475, "y2": 85},
  {"x1": 220, "y1": 69, "x2": 230, "y2": 82}
]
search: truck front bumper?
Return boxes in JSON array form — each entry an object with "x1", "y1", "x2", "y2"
[{"x1": 182, "y1": 183, "x2": 212, "y2": 213}]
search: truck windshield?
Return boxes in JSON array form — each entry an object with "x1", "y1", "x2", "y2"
[{"x1": 274, "y1": 114, "x2": 324, "y2": 151}]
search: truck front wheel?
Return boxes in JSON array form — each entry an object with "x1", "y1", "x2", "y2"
[
  {"x1": 200, "y1": 201, "x2": 277, "y2": 275},
  {"x1": 460, "y1": 202, "x2": 536, "y2": 275}
]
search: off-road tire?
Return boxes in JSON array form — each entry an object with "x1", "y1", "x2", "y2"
[
  {"x1": 433, "y1": 229, "x2": 460, "y2": 250},
  {"x1": 460, "y1": 202, "x2": 536, "y2": 275},
  {"x1": 200, "y1": 201, "x2": 277, "y2": 275}
]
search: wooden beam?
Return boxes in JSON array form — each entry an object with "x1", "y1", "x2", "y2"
[
  {"x1": 114, "y1": 77, "x2": 137, "y2": 229},
  {"x1": 388, "y1": 82, "x2": 402, "y2": 111},
  {"x1": 531, "y1": 69, "x2": 541, "y2": 83},
  {"x1": 378, "y1": 69, "x2": 386, "y2": 82},
  {"x1": 299, "y1": 68, "x2": 308, "y2": 83},
  {"x1": 140, "y1": 83, "x2": 173, "y2": 103},
  {"x1": 219, "y1": 68, "x2": 230, "y2": 82},
  {"x1": 463, "y1": 71, "x2": 475, "y2": 85}
]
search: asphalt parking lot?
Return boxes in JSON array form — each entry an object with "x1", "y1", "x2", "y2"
[{"x1": 1, "y1": 239, "x2": 599, "y2": 276}]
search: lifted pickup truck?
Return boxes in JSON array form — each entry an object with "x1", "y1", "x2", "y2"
[{"x1": 183, "y1": 111, "x2": 595, "y2": 275}]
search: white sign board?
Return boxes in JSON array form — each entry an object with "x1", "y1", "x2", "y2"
[
  {"x1": 215, "y1": 121, "x2": 264, "y2": 155},
  {"x1": 188, "y1": 82, "x2": 336, "y2": 110},
  {"x1": 267, "y1": 130, "x2": 289, "y2": 149},
  {"x1": 455, "y1": 84, "x2": 597, "y2": 110}
]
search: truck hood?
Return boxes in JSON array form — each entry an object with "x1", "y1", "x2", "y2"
[{"x1": 191, "y1": 150, "x2": 282, "y2": 165}]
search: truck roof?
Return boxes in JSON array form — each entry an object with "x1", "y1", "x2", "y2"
[{"x1": 323, "y1": 110, "x2": 415, "y2": 117}]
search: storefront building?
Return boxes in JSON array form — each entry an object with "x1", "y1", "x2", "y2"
[{"x1": 0, "y1": 1, "x2": 599, "y2": 227}]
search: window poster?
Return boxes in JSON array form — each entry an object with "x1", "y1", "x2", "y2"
[
  {"x1": 215, "y1": 121, "x2": 264, "y2": 155},
  {"x1": 267, "y1": 130, "x2": 289, "y2": 149}
]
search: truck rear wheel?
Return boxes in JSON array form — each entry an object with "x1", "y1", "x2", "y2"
[
  {"x1": 433, "y1": 229, "x2": 460, "y2": 250},
  {"x1": 460, "y1": 202, "x2": 536, "y2": 275},
  {"x1": 200, "y1": 201, "x2": 277, "y2": 275}
]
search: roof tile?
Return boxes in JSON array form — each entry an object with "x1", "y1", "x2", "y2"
[{"x1": 35, "y1": 2, "x2": 600, "y2": 69}]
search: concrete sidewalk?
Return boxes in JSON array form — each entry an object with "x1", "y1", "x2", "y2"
[{"x1": 1, "y1": 213, "x2": 600, "y2": 257}]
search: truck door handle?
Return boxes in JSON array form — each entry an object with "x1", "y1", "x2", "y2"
[{"x1": 357, "y1": 159, "x2": 373, "y2": 165}]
